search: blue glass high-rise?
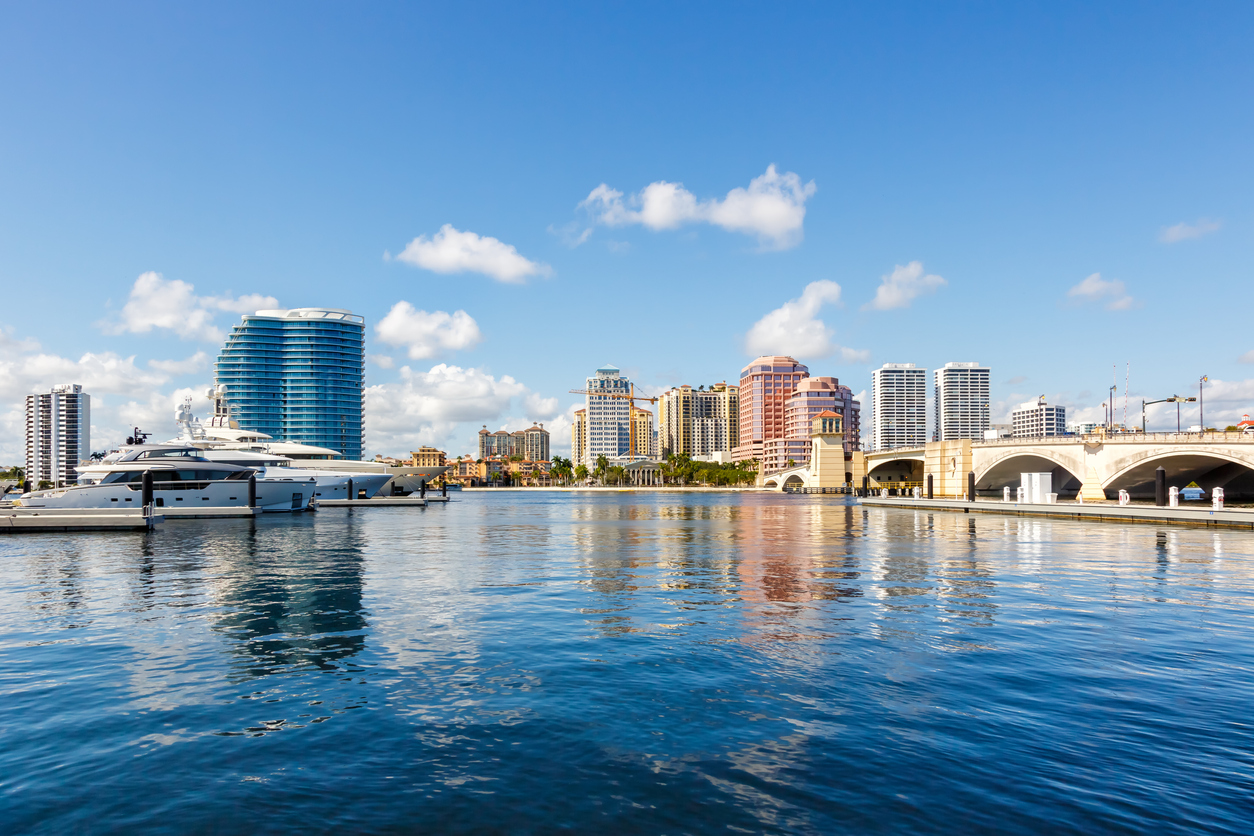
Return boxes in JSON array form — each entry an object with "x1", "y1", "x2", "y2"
[{"x1": 215, "y1": 308, "x2": 365, "y2": 459}]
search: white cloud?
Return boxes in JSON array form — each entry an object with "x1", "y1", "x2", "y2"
[
  {"x1": 839, "y1": 346, "x2": 872, "y2": 363},
  {"x1": 547, "y1": 221, "x2": 593, "y2": 249},
  {"x1": 1159, "y1": 218, "x2": 1221, "y2": 243},
  {"x1": 1066, "y1": 272, "x2": 1136, "y2": 311},
  {"x1": 363, "y1": 363, "x2": 559, "y2": 456},
  {"x1": 394, "y1": 224, "x2": 551, "y2": 283},
  {"x1": 0, "y1": 325, "x2": 40, "y2": 353},
  {"x1": 375, "y1": 301, "x2": 483, "y2": 360},
  {"x1": 1069, "y1": 378, "x2": 1254, "y2": 431},
  {"x1": 1237, "y1": 350, "x2": 1254, "y2": 364},
  {"x1": 100, "y1": 272, "x2": 279, "y2": 342},
  {"x1": 745, "y1": 280, "x2": 865, "y2": 361},
  {"x1": 0, "y1": 341, "x2": 202, "y2": 460},
  {"x1": 148, "y1": 352, "x2": 209, "y2": 376},
  {"x1": 367, "y1": 354, "x2": 395, "y2": 369},
  {"x1": 863, "y1": 261, "x2": 947, "y2": 311},
  {"x1": 580, "y1": 165, "x2": 816, "y2": 250}
]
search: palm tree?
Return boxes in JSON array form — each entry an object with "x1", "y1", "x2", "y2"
[{"x1": 575, "y1": 464, "x2": 589, "y2": 483}]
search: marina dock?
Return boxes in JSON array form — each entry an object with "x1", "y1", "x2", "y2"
[
  {"x1": 858, "y1": 496, "x2": 1254, "y2": 530},
  {"x1": 318, "y1": 496, "x2": 433, "y2": 507},
  {"x1": 0, "y1": 507, "x2": 161, "y2": 532}
]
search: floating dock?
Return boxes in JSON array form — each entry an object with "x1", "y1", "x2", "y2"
[
  {"x1": 153, "y1": 507, "x2": 263, "y2": 519},
  {"x1": 0, "y1": 507, "x2": 161, "y2": 532},
  {"x1": 858, "y1": 496, "x2": 1254, "y2": 530},
  {"x1": 318, "y1": 496, "x2": 432, "y2": 507}
]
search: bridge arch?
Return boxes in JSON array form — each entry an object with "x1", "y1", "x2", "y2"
[
  {"x1": 867, "y1": 456, "x2": 924, "y2": 483},
  {"x1": 974, "y1": 449, "x2": 1084, "y2": 498},
  {"x1": 1103, "y1": 449, "x2": 1254, "y2": 500}
]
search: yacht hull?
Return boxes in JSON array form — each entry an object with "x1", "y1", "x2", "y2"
[{"x1": 13, "y1": 478, "x2": 315, "y2": 515}]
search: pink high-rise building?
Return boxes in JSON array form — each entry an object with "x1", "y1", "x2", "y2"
[
  {"x1": 733, "y1": 356, "x2": 809, "y2": 464},
  {"x1": 761, "y1": 376, "x2": 862, "y2": 472}
]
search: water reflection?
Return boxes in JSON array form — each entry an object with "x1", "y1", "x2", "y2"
[
  {"x1": 212, "y1": 518, "x2": 367, "y2": 680},
  {"x1": 4, "y1": 495, "x2": 1254, "y2": 834}
]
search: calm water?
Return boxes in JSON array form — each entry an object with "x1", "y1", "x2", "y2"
[{"x1": 2, "y1": 493, "x2": 1252, "y2": 834}]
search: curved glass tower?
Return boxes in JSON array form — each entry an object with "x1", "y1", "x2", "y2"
[{"x1": 215, "y1": 308, "x2": 365, "y2": 459}]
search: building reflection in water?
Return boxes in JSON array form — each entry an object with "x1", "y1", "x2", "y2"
[{"x1": 210, "y1": 516, "x2": 367, "y2": 681}]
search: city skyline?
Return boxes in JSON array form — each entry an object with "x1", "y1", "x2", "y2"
[{"x1": 2, "y1": 4, "x2": 1253, "y2": 461}]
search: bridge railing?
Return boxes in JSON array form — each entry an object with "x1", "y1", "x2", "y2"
[{"x1": 976, "y1": 431, "x2": 1254, "y2": 446}]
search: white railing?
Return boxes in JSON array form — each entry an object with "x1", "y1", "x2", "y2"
[{"x1": 975, "y1": 431, "x2": 1254, "y2": 446}]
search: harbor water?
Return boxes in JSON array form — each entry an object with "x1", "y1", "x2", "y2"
[{"x1": 1, "y1": 492, "x2": 1252, "y2": 834}]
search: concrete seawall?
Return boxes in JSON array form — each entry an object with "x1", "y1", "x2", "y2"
[{"x1": 858, "y1": 496, "x2": 1254, "y2": 530}]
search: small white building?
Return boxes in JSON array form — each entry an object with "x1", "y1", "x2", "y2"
[{"x1": 1012, "y1": 397, "x2": 1066, "y2": 438}]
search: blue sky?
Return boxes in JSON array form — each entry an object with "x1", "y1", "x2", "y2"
[{"x1": 1, "y1": 1, "x2": 1252, "y2": 459}]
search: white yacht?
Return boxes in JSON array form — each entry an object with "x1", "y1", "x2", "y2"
[
  {"x1": 191, "y1": 448, "x2": 392, "y2": 502},
  {"x1": 165, "y1": 388, "x2": 450, "y2": 495},
  {"x1": 16, "y1": 446, "x2": 316, "y2": 516}
]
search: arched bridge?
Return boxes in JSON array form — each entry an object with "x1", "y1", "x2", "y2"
[{"x1": 776, "y1": 433, "x2": 1254, "y2": 500}]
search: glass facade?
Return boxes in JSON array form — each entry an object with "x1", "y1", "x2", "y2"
[{"x1": 215, "y1": 308, "x2": 365, "y2": 459}]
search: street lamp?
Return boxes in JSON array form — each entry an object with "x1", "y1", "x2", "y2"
[
  {"x1": 1199, "y1": 375, "x2": 1208, "y2": 432},
  {"x1": 1142, "y1": 396, "x2": 1197, "y2": 434}
]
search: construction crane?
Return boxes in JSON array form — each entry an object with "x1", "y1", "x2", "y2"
[{"x1": 568, "y1": 384, "x2": 658, "y2": 459}]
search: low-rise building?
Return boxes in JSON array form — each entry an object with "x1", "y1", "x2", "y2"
[
  {"x1": 478, "y1": 424, "x2": 551, "y2": 462},
  {"x1": 410, "y1": 447, "x2": 447, "y2": 468},
  {"x1": 1012, "y1": 398, "x2": 1066, "y2": 438}
]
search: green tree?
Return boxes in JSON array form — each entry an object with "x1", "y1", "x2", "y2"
[{"x1": 575, "y1": 464, "x2": 589, "y2": 482}]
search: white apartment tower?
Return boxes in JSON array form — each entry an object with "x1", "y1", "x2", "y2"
[
  {"x1": 1012, "y1": 398, "x2": 1066, "y2": 438},
  {"x1": 871, "y1": 364, "x2": 927, "y2": 450},
  {"x1": 25, "y1": 383, "x2": 91, "y2": 487},
  {"x1": 934, "y1": 362, "x2": 991, "y2": 441},
  {"x1": 583, "y1": 364, "x2": 633, "y2": 461}
]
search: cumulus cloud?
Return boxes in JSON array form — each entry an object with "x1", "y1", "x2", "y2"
[
  {"x1": 148, "y1": 352, "x2": 209, "y2": 376},
  {"x1": 0, "y1": 325, "x2": 40, "y2": 352},
  {"x1": 863, "y1": 261, "x2": 947, "y2": 311},
  {"x1": 99, "y1": 272, "x2": 279, "y2": 342},
  {"x1": 547, "y1": 221, "x2": 594, "y2": 249},
  {"x1": 0, "y1": 339, "x2": 205, "y2": 460},
  {"x1": 580, "y1": 165, "x2": 817, "y2": 250},
  {"x1": 1159, "y1": 218, "x2": 1221, "y2": 243},
  {"x1": 394, "y1": 224, "x2": 551, "y2": 283},
  {"x1": 745, "y1": 281, "x2": 865, "y2": 361},
  {"x1": 367, "y1": 354, "x2": 395, "y2": 369},
  {"x1": 1067, "y1": 273, "x2": 1137, "y2": 311},
  {"x1": 364, "y1": 363, "x2": 559, "y2": 455},
  {"x1": 375, "y1": 301, "x2": 483, "y2": 360}
]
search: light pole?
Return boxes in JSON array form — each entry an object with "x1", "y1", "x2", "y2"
[
  {"x1": 1144, "y1": 396, "x2": 1196, "y2": 433},
  {"x1": 1199, "y1": 375, "x2": 1208, "y2": 432},
  {"x1": 1108, "y1": 385, "x2": 1118, "y2": 432}
]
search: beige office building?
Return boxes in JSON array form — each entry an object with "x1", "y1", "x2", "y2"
[{"x1": 658, "y1": 382, "x2": 739, "y2": 459}]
